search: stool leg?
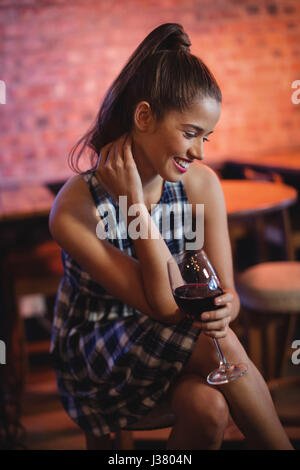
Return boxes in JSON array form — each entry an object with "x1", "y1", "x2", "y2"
[
  {"x1": 265, "y1": 315, "x2": 295, "y2": 380},
  {"x1": 248, "y1": 326, "x2": 264, "y2": 373},
  {"x1": 244, "y1": 309, "x2": 296, "y2": 381},
  {"x1": 3, "y1": 275, "x2": 28, "y2": 414},
  {"x1": 244, "y1": 310, "x2": 264, "y2": 374},
  {"x1": 265, "y1": 319, "x2": 278, "y2": 380},
  {"x1": 85, "y1": 432, "x2": 112, "y2": 450},
  {"x1": 254, "y1": 215, "x2": 268, "y2": 263},
  {"x1": 279, "y1": 314, "x2": 297, "y2": 377},
  {"x1": 115, "y1": 430, "x2": 135, "y2": 450},
  {"x1": 280, "y1": 209, "x2": 295, "y2": 261}
]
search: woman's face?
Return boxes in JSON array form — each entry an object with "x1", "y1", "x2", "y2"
[{"x1": 132, "y1": 96, "x2": 221, "y2": 182}]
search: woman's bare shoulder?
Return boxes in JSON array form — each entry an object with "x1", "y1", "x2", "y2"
[
  {"x1": 182, "y1": 162, "x2": 222, "y2": 204},
  {"x1": 49, "y1": 173, "x2": 98, "y2": 236},
  {"x1": 52, "y1": 174, "x2": 94, "y2": 212}
]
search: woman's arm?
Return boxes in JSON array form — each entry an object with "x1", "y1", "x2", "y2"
[
  {"x1": 183, "y1": 163, "x2": 240, "y2": 337},
  {"x1": 49, "y1": 167, "x2": 183, "y2": 325},
  {"x1": 94, "y1": 134, "x2": 184, "y2": 324},
  {"x1": 49, "y1": 176, "x2": 153, "y2": 317}
]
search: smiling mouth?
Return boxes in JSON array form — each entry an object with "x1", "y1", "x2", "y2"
[{"x1": 172, "y1": 157, "x2": 192, "y2": 172}]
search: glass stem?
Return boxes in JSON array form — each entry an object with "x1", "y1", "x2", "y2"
[{"x1": 212, "y1": 339, "x2": 227, "y2": 367}]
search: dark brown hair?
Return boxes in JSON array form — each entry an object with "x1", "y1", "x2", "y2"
[{"x1": 69, "y1": 23, "x2": 222, "y2": 172}]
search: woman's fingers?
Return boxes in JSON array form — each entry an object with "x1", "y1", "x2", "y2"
[
  {"x1": 203, "y1": 328, "x2": 229, "y2": 339},
  {"x1": 123, "y1": 134, "x2": 134, "y2": 164},
  {"x1": 198, "y1": 316, "x2": 230, "y2": 332},
  {"x1": 94, "y1": 133, "x2": 143, "y2": 204},
  {"x1": 114, "y1": 134, "x2": 128, "y2": 163},
  {"x1": 105, "y1": 143, "x2": 116, "y2": 167},
  {"x1": 190, "y1": 289, "x2": 235, "y2": 339},
  {"x1": 214, "y1": 292, "x2": 234, "y2": 307},
  {"x1": 99, "y1": 141, "x2": 114, "y2": 164},
  {"x1": 200, "y1": 307, "x2": 229, "y2": 322},
  {"x1": 192, "y1": 306, "x2": 231, "y2": 331},
  {"x1": 97, "y1": 134, "x2": 128, "y2": 169}
]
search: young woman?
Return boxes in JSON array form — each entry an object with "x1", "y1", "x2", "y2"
[{"x1": 49, "y1": 23, "x2": 293, "y2": 450}]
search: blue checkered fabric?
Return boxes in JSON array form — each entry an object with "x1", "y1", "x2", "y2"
[{"x1": 50, "y1": 171, "x2": 201, "y2": 437}]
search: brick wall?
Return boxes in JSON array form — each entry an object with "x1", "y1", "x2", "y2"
[{"x1": 0, "y1": 0, "x2": 299, "y2": 184}]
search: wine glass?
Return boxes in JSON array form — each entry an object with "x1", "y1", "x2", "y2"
[{"x1": 167, "y1": 249, "x2": 248, "y2": 385}]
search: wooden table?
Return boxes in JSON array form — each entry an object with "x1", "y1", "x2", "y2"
[
  {"x1": 0, "y1": 183, "x2": 55, "y2": 222},
  {"x1": 221, "y1": 179, "x2": 298, "y2": 262},
  {"x1": 221, "y1": 180, "x2": 298, "y2": 219}
]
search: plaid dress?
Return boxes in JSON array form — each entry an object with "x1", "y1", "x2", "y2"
[{"x1": 50, "y1": 171, "x2": 201, "y2": 437}]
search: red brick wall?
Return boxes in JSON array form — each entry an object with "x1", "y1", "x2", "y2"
[{"x1": 0, "y1": 0, "x2": 300, "y2": 184}]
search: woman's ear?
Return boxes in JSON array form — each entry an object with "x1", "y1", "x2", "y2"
[{"x1": 133, "y1": 101, "x2": 154, "y2": 132}]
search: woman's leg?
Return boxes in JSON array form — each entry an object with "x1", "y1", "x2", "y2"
[
  {"x1": 182, "y1": 329, "x2": 293, "y2": 450},
  {"x1": 166, "y1": 373, "x2": 230, "y2": 450}
]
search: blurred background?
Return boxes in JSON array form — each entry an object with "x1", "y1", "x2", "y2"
[
  {"x1": 0, "y1": 0, "x2": 300, "y2": 182},
  {"x1": 0, "y1": 0, "x2": 300, "y2": 450}
]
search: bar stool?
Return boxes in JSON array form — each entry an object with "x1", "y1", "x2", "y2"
[
  {"x1": 236, "y1": 261, "x2": 300, "y2": 433},
  {"x1": 3, "y1": 241, "x2": 63, "y2": 394},
  {"x1": 236, "y1": 261, "x2": 300, "y2": 380},
  {"x1": 84, "y1": 397, "x2": 176, "y2": 450}
]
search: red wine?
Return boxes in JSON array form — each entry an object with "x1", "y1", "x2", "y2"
[{"x1": 173, "y1": 283, "x2": 223, "y2": 320}]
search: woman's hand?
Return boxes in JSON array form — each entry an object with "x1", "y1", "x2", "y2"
[
  {"x1": 192, "y1": 289, "x2": 236, "y2": 339},
  {"x1": 95, "y1": 134, "x2": 144, "y2": 206}
]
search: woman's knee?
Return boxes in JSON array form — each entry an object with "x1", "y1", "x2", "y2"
[{"x1": 170, "y1": 374, "x2": 229, "y2": 440}]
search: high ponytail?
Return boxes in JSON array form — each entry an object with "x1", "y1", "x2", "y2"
[{"x1": 69, "y1": 23, "x2": 221, "y2": 173}]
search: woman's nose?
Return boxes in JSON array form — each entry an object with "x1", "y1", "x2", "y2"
[{"x1": 188, "y1": 139, "x2": 205, "y2": 161}]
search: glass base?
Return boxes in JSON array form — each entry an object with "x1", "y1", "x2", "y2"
[{"x1": 207, "y1": 362, "x2": 248, "y2": 385}]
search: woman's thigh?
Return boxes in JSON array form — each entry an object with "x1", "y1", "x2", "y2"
[{"x1": 182, "y1": 327, "x2": 249, "y2": 379}]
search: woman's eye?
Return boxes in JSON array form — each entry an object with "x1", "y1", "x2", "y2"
[
  {"x1": 184, "y1": 132, "x2": 211, "y2": 142},
  {"x1": 184, "y1": 132, "x2": 197, "y2": 139}
]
